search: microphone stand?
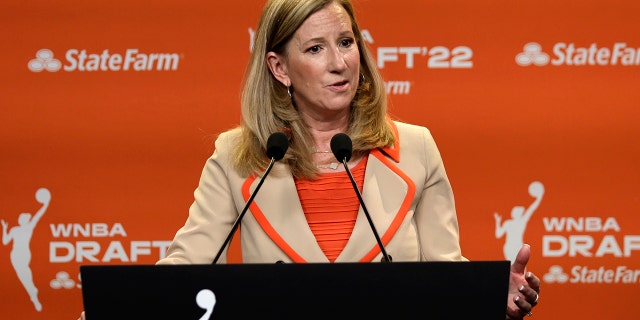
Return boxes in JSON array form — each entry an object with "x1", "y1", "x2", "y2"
[
  {"x1": 212, "y1": 157, "x2": 277, "y2": 264},
  {"x1": 340, "y1": 159, "x2": 392, "y2": 262}
]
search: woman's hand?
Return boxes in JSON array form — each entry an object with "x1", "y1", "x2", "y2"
[{"x1": 506, "y1": 244, "x2": 541, "y2": 319}]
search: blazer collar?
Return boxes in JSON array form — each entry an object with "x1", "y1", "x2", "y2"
[
  {"x1": 243, "y1": 120, "x2": 415, "y2": 263},
  {"x1": 378, "y1": 119, "x2": 400, "y2": 163}
]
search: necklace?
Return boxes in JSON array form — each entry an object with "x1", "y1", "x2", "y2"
[
  {"x1": 317, "y1": 162, "x2": 339, "y2": 170},
  {"x1": 312, "y1": 148, "x2": 338, "y2": 170}
]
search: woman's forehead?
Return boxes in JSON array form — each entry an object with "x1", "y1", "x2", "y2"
[{"x1": 293, "y1": 3, "x2": 353, "y2": 41}]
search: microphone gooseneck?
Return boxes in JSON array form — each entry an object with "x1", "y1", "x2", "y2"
[
  {"x1": 212, "y1": 132, "x2": 289, "y2": 264},
  {"x1": 330, "y1": 133, "x2": 392, "y2": 262}
]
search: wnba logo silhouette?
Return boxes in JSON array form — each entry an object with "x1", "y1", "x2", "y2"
[
  {"x1": 494, "y1": 182, "x2": 544, "y2": 263},
  {"x1": 1, "y1": 188, "x2": 51, "y2": 312}
]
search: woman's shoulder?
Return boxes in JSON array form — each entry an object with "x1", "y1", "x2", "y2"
[
  {"x1": 218, "y1": 126, "x2": 243, "y2": 138},
  {"x1": 215, "y1": 126, "x2": 243, "y2": 145},
  {"x1": 392, "y1": 120, "x2": 433, "y2": 137}
]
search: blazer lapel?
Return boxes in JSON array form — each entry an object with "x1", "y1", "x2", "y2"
[
  {"x1": 336, "y1": 148, "x2": 416, "y2": 262},
  {"x1": 245, "y1": 120, "x2": 415, "y2": 263},
  {"x1": 244, "y1": 163, "x2": 328, "y2": 263}
]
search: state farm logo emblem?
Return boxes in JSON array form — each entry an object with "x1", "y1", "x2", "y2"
[
  {"x1": 543, "y1": 265, "x2": 569, "y2": 283},
  {"x1": 28, "y1": 49, "x2": 62, "y2": 72},
  {"x1": 515, "y1": 42, "x2": 550, "y2": 66}
]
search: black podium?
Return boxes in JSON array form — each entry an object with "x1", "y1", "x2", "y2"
[{"x1": 81, "y1": 261, "x2": 510, "y2": 319}]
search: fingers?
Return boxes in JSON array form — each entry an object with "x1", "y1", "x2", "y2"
[
  {"x1": 526, "y1": 271, "x2": 541, "y2": 293},
  {"x1": 512, "y1": 294, "x2": 533, "y2": 319},
  {"x1": 526, "y1": 272, "x2": 540, "y2": 308},
  {"x1": 506, "y1": 291, "x2": 529, "y2": 319},
  {"x1": 520, "y1": 284, "x2": 539, "y2": 306},
  {"x1": 507, "y1": 246, "x2": 539, "y2": 319},
  {"x1": 506, "y1": 276, "x2": 540, "y2": 319},
  {"x1": 507, "y1": 282, "x2": 539, "y2": 319},
  {"x1": 506, "y1": 294, "x2": 527, "y2": 319},
  {"x1": 511, "y1": 244, "x2": 531, "y2": 275}
]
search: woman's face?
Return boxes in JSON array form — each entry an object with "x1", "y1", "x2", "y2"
[{"x1": 269, "y1": 2, "x2": 360, "y2": 119}]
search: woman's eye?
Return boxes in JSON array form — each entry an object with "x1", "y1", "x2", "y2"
[
  {"x1": 308, "y1": 45, "x2": 321, "y2": 53},
  {"x1": 340, "y1": 39, "x2": 354, "y2": 47}
]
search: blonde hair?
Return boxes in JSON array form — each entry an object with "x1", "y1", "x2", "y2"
[{"x1": 234, "y1": 0, "x2": 394, "y2": 179}]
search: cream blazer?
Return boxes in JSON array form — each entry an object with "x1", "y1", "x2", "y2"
[{"x1": 157, "y1": 121, "x2": 465, "y2": 265}]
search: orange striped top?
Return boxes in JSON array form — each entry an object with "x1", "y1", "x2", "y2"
[{"x1": 294, "y1": 156, "x2": 368, "y2": 262}]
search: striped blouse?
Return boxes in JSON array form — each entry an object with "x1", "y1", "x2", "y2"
[{"x1": 294, "y1": 155, "x2": 368, "y2": 262}]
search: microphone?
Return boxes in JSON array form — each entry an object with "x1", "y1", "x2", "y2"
[
  {"x1": 330, "y1": 133, "x2": 392, "y2": 262},
  {"x1": 212, "y1": 132, "x2": 289, "y2": 264}
]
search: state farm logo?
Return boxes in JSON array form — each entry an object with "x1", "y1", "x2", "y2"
[
  {"x1": 543, "y1": 265, "x2": 569, "y2": 283},
  {"x1": 515, "y1": 43, "x2": 550, "y2": 66},
  {"x1": 543, "y1": 264, "x2": 640, "y2": 285},
  {"x1": 516, "y1": 41, "x2": 640, "y2": 67},
  {"x1": 28, "y1": 49, "x2": 62, "y2": 72},
  {"x1": 28, "y1": 48, "x2": 181, "y2": 72}
]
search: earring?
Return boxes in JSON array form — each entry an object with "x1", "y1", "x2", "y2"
[
  {"x1": 287, "y1": 86, "x2": 292, "y2": 97},
  {"x1": 360, "y1": 74, "x2": 365, "y2": 82}
]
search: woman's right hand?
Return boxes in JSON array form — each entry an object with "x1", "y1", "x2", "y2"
[{"x1": 77, "y1": 311, "x2": 85, "y2": 320}]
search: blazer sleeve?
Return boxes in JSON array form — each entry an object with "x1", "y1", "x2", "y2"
[
  {"x1": 412, "y1": 126, "x2": 468, "y2": 262},
  {"x1": 157, "y1": 130, "x2": 240, "y2": 265}
]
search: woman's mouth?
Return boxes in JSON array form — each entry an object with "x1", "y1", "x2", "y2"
[{"x1": 328, "y1": 80, "x2": 349, "y2": 91}]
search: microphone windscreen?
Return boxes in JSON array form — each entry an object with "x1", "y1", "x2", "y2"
[
  {"x1": 330, "y1": 133, "x2": 352, "y2": 162},
  {"x1": 266, "y1": 132, "x2": 289, "y2": 160}
]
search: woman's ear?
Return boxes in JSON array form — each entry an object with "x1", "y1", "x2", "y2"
[{"x1": 266, "y1": 52, "x2": 290, "y2": 87}]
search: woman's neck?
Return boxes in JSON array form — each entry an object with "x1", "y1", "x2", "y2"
[{"x1": 305, "y1": 122, "x2": 349, "y2": 151}]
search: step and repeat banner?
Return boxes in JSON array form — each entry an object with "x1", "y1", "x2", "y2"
[{"x1": 1, "y1": 0, "x2": 638, "y2": 319}]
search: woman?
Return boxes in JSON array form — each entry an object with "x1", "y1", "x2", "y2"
[{"x1": 79, "y1": 0, "x2": 540, "y2": 319}]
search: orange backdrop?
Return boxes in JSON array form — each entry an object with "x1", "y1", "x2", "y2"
[{"x1": 1, "y1": 0, "x2": 639, "y2": 319}]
